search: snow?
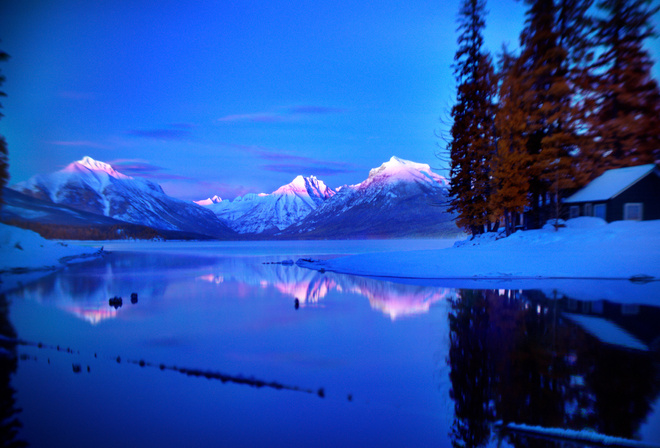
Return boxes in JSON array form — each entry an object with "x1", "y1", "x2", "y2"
[
  {"x1": 499, "y1": 422, "x2": 659, "y2": 447},
  {"x1": 194, "y1": 195, "x2": 222, "y2": 206},
  {"x1": 565, "y1": 164, "x2": 657, "y2": 203},
  {"x1": 359, "y1": 156, "x2": 448, "y2": 189},
  {"x1": 0, "y1": 223, "x2": 103, "y2": 291},
  {"x1": 202, "y1": 175, "x2": 336, "y2": 233},
  {"x1": 298, "y1": 218, "x2": 660, "y2": 281},
  {"x1": 70, "y1": 155, "x2": 132, "y2": 180},
  {"x1": 563, "y1": 313, "x2": 649, "y2": 351}
]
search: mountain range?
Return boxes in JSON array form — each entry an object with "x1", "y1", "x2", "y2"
[{"x1": 5, "y1": 155, "x2": 460, "y2": 240}]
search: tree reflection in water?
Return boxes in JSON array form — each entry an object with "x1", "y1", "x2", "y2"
[
  {"x1": 447, "y1": 289, "x2": 660, "y2": 448},
  {"x1": 0, "y1": 293, "x2": 28, "y2": 447}
]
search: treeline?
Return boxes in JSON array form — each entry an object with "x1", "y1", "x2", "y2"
[
  {"x1": 446, "y1": 0, "x2": 660, "y2": 236},
  {"x1": 3, "y1": 219, "x2": 164, "y2": 241}
]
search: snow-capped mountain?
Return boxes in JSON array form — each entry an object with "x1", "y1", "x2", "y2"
[
  {"x1": 281, "y1": 156, "x2": 458, "y2": 238},
  {"x1": 11, "y1": 156, "x2": 236, "y2": 238},
  {"x1": 194, "y1": 195, "x2": 222, "y2": 206},
  {"x1": 200, "y1": 175, "x2": 335, "y2": 234}
]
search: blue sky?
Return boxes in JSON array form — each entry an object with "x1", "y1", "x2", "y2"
[{"x1": 1, "y1": 1, "x2": 658, "y2": 201}]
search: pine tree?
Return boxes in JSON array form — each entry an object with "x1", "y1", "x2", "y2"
[
  {"x1": 491, "y1": 52, "x2": 531, "y2": 236},
  {"x1": 447, "y1": 0, "x2": 497, "y2": 236},
  {"x1": 508, "y1": 0, "x2": 583, "y2": 228},
  {"x1": 583, "y1": 0, "x2": 660, "y2": 173},
  {"x1": 0, "y1": 47, "x2": 9, "y2": 208}
]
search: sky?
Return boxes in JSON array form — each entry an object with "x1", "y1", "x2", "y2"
[{"x1": 1, "y1": 0, "x2": 659, "y2": 201}]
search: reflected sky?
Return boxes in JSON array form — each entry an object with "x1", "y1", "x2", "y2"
[{"x1": 3, "y1": 246, "x2": 660, "y2": 447}]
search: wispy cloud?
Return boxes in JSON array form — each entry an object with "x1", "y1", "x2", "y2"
[
  {"x1": 48, "y1": 140, "x2": 111, "y2": 149},
  {"x1": 261, "y1": 164, "x2": 354, "y2": 176},
  {"x1": 226, "y1": 144, "x2": 356, "y2": 176},
  {"x1": 216, "y1": 113, "x2": 285, "y2": 123},
  {"x1": 108, "y1": 159, "x2": 193, "y2": 180},
  {"x1": 217, "y1": 105, "x2": 345, "y2": 123}
]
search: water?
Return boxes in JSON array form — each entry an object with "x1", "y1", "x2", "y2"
[{"x1": 2, "y1": 241, "x2": 659, "y2": 447}]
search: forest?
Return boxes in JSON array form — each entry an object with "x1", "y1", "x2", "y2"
[{"x1": 445, "y1": 0, "x2": 660, "y2": 236}]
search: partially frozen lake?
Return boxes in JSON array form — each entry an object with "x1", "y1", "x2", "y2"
[{"x1": 3, "y1": 240, "x2": 659, "y2": 447}]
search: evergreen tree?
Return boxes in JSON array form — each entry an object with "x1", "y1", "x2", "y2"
[
  {"x1": 506, "y1": 0, "x2": 582, "y2": 228},
  {"x1": 0, "y1": 47, "x2": 8, "y2": 208},
  {"x1": 491, "y1": 52, "x2": 531, "y2": 236},
  {"x1": 583, "y1": 0, "x2": 660, "y2": 173},
  {"x1": 447, "y1": 0, "x2": 497, "y2": 236}
]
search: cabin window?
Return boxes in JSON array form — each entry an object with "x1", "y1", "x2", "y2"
[
  {"x1": 584, "y1": 203, "x2": 592, "y2": 216},
  {"x1": 594, "y1": 204, "x2": 606, "y2": 220},
  {"x1": 569, "y1": 206, "x2": 580, "y2": 219},
  {"x1": 624, "y1": 203, "x2": 643, "y2": 221},
  {"x1": 621, "y1": 304, "x2": 640, "y2": 315}
]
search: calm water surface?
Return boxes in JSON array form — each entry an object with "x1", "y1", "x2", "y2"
[{"x1": 2, "y1": 240, "x2": 659, "y2": 447}]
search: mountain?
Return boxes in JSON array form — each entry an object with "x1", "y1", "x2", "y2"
[
  {"x1": 194, "y1": 195, "x2": 222, "y2": 206},
  {"x1": 200, "y1": 175, "x2": 335, "y2": 234},
  {"x1": 10, "y1": 156, "x2": 236, "y2": 239},
  {"x1": 280, "y1": 156, "x2": 458, "y2": 238}
]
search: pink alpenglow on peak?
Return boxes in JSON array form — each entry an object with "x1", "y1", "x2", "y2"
[
  {"x1": 194, "y1": 195, "x2": 223, "y2": 206},
  {"x1": 65, "y1": 156, "x2": 131, "y2": 180},
  {"x1": 360, "y1": 156, "x2": 448, "y2": 188},
  {"x1": 273, "y1": 175, "x2": 335, "y2": 200}
]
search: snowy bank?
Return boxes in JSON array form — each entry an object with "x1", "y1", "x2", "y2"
[
  {"x1": 298, "y1": 218, "x2": 660, "y2": 281},
  {"x1": 497, "y1": 422, "x2": 660, "y2": 448},
  {"x1": 0, "y1": 223, "x2": 103, "y2": 275}
]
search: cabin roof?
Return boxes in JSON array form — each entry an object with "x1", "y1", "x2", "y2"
[
  {"x1": 564, "y1": 313, "x2": 648, "y2": 351},
  {"x1": 565, "y1": 164, "x2": 657, "y2": 203}
]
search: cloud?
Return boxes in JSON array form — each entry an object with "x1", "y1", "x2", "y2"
[
  {"x1": 48, "y1": 140, "x2": 111, "y2": 149},
  {"x1": 108, "y1": 159, "x2": 193, "y2": 180},
  {"x1": 226, "y1": 144, "x2": 355, "y2": 176},
  {"x1": 217, "y1": 105, "x2": 344, "y2": 123},
  {"x1": 216, "y1": 113, "x2": 285, "y2": 123},
  {"x1": 261, "y1": 164, "x2": 355, "y2": 176}
]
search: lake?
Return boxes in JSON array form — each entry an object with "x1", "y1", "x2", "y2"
[{"x1": 2, "y1": 240, "x2": 659, "y2": 447}]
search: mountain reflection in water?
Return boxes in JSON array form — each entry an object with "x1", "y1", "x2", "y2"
[
  {"x1": 3, "y1": 249, "x2": 660, "y2": 447},
  {"x1": 10, "y1": 253, "x2": 455, "y2": 322},
  {"x1": 196, "y1": 263, "x2": 454, "y2": 320}
]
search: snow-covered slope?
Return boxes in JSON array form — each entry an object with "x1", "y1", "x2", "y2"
[
  {"x1": 283, "y1": 156, "x2": 458, "y2": 238},
  {"x1": 11, "y1": 156, "x2": 236, "y2": 239},
  {"x1": 201, "y1": 175, "x2": 335, "y2": 234}
]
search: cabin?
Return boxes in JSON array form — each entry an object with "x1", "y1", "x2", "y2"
[{"x1": 564, "y1": 164, "x2": 660, "y2": 222}]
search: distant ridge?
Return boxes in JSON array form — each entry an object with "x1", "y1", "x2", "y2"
[
  {"x1": 11, "y1": 156, "x2": 236, "y2": 239},
  {"x1": 7, "y1": 155, "x2": 459, "y2": 240}
]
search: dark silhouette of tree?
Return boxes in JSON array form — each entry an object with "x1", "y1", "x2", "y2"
[
  {"x1": 445, "y1": 289, "x2": 660, "y2": 448},
  {"x1": 447, "y1": 0, "x2": 498, "y2": 236},
  {"x1": 448, "y1": 290, "x2": 493, "y2": 448},
  {"x1": 0, "y1": 47, "x2": 8, "y2": 208},
  {"x1": 581, "y1": 0, "x2": 660, "y2": 174},
  {"x1": 0, "y1": 294, "x2": 28, "y2": 447}
]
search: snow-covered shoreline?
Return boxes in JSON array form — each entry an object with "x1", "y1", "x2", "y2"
[
  {"x1": 297, "y1": 218, "x2": 660, "y2": 281},
  {"x1": 2, "y1": 217, "x2": 659, "y2": 287},
  {"x1": 0, "y1": 223, "x2": 104, "y2": 275}
]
